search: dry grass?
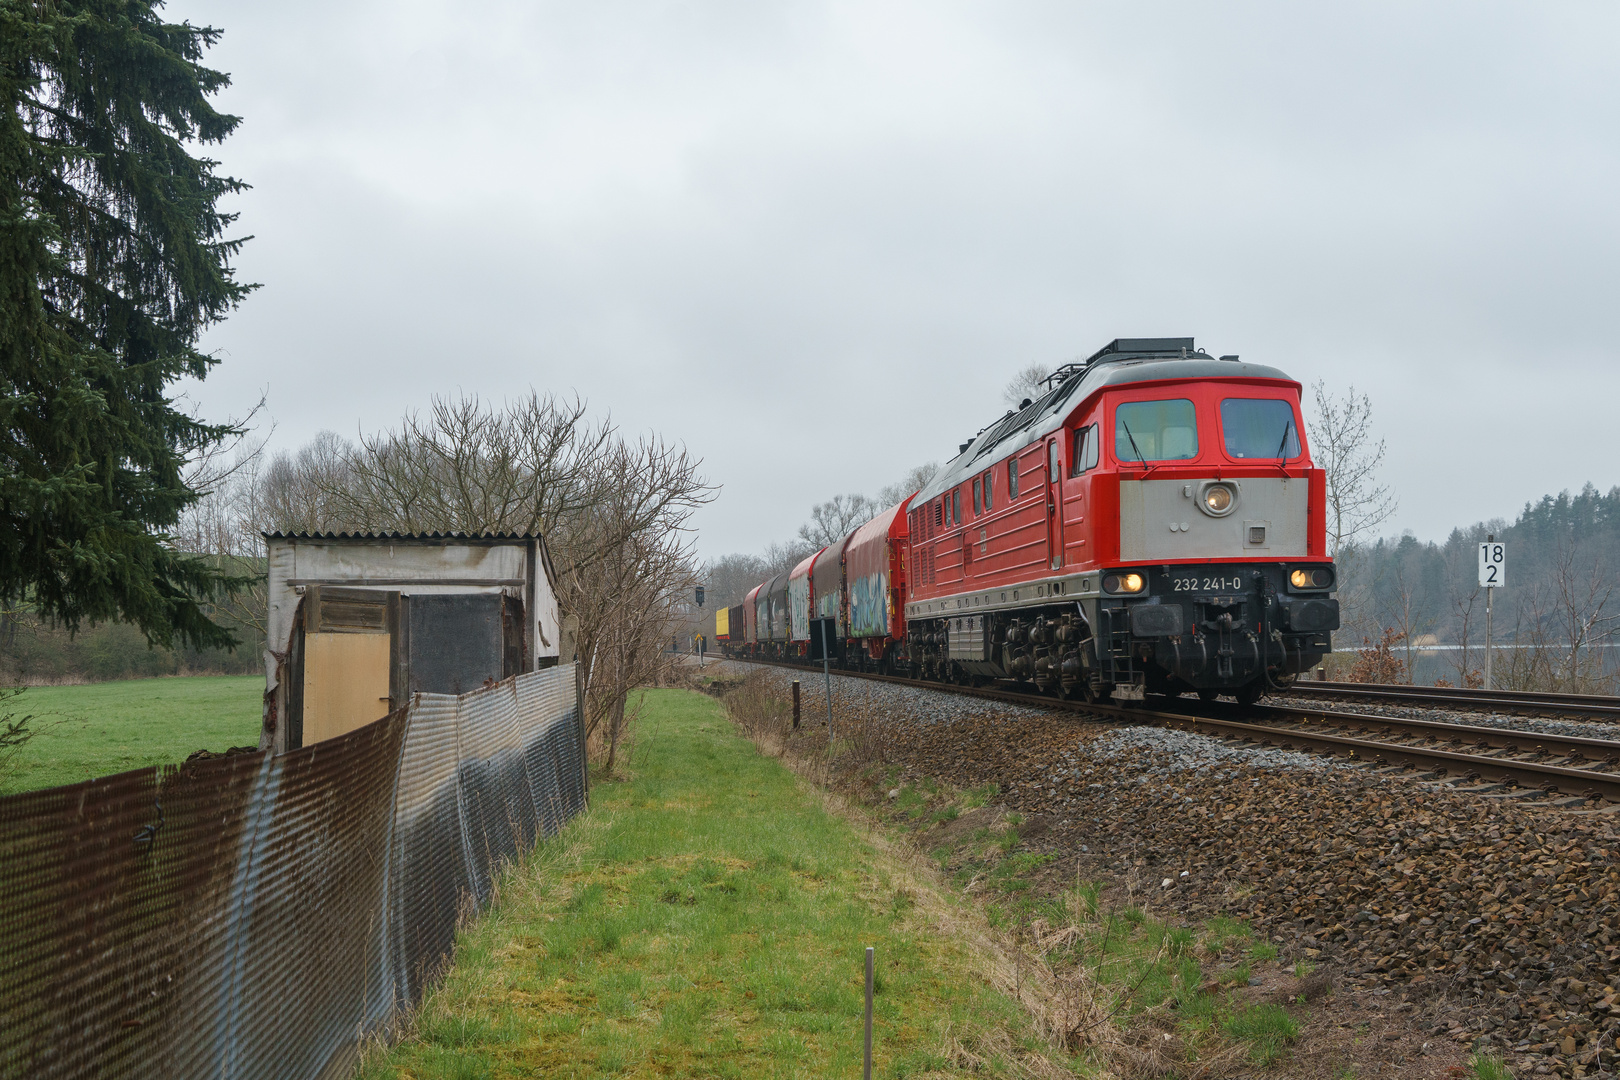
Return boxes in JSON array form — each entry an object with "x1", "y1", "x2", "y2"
[{"x1": 720, "y1": 671, "x2": 1337, "y2": 1079}]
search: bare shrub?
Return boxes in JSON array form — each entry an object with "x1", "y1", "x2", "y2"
[{"x1": 1344, "y1": 627, "x2": 1407, "y2": 684}]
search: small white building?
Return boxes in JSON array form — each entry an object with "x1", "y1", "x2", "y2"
[{"x1": 260, "y1": 532, "x2": 562, "y2": 752}]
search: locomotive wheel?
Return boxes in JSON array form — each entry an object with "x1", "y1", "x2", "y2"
[
  {"x1": 1235, "y1": 680, "x2": 1264, "y2": 706},
  {"x1": 1196, "y1": 688, "x2": 1220, "y2": 703}
]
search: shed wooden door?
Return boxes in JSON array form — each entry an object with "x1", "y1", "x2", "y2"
[
  {"x1": 295, "y1": 585, "x2": 400, "y2": 747},
  {"x1": 303, "y1": 632, "x2": 392, "y2": 744}
]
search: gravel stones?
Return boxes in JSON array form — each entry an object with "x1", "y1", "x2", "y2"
[
  {"x1": 756, "y1": 666, "x2": 1055, "y2": 724},
  {"x1": 809, "y1": 677, "x2": 1620, "y2": 1078},
  {"x1": 1091, "y1": 724, "x2": 1349, "y2": 778}
]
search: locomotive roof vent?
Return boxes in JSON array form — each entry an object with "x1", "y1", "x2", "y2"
[
  {"x1": 1220, "y1": 354, "x2": 1239, "y2": 361},
  {"x1": 1082, "y1": 337, "x2": 1214, "y2": 366}
]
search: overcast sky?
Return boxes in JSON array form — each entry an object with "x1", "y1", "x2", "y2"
[{"x1": 174, "y1": 1, "x2": 1620, "y2": 559}]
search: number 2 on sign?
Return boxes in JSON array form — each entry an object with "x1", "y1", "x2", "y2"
[{"x1": 1478, "y1": 543, "x2": 1505, "y2": 589}]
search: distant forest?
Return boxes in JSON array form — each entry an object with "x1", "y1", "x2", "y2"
[
  {"x1": 0, "y1": 603, "x2": 262, "y2": 684},
  {"x1": 1338, "y1": 483, "x2": 1620, "y2": 691}
]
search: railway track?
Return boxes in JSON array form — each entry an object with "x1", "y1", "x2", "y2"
[
  {"x1": 724, "y1": 656, "x2": 1620, "y2": 806},
  {"x1": 1285, "y1": 679, "x2": 1620, "y2": 721}
]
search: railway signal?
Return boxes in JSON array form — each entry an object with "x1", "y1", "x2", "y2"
[{"x1": 1479, "y1": 538, "x2": 1505, "y2": 690}]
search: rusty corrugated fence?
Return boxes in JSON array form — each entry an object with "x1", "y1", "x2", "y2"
[{"x1": 0, "y1": 664, "x2": 586, "y2": 1079}]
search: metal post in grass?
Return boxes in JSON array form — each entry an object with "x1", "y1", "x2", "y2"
[
  {"x1": 864, "y1": 945, "x2": 874, "y2": 1080},
  {"x1": 792, "y1": 680, "x2": 800, "y2": 729}
]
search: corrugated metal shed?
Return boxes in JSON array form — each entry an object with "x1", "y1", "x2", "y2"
[{"x1": 262, "y1": 532, "x2": 561, "y2": 753}]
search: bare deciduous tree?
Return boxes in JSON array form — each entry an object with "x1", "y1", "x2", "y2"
[
  {"x1": 797, "y1": 494, "x2": 878, "y2": 548},
  {"x1": 1379, "y1": 565, "x2": 1427, "y2": 684},
  {"x1": 1309, "y1": 381, "x2": 1396, "y2": 558},
  {"x1": 173, "y1": 394, "x2": 275, "y2": 639},
  {"x1": 1002, "y1": 362, "x2": 1050, "y2": 409},
  {"x1": 876, "y1": 462, "x2": 939, "y2": 508},
  {"x1": 1548, "y1": 543, "x2": 1619, "y2": 690},
  {"x1": 232, "y1": 390, "x2": 713, "y2": 772},
  {"x1": 701, "y1": 553, "x2": 772, "y2": 611},
  {"x1": 1448, "y1": 585, "x2": 1484, "y2": 688},
  {"x1": 561, "y1": 438, "x2": 704, "y2": 773}
]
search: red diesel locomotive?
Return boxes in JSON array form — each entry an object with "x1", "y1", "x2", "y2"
[{"x1": 727, "y1": 338, "x2": 1339, "y2": 704}]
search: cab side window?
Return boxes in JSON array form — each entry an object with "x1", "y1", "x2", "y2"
[
  {"x1": 1071, "y1": 424, "x2": 1100, "y2": 476},
  {"x1": 1008, "y1": 459, "x2": 1019, "y2": 500},
  {"x1": 973, "y1": 478, "x2": 982, "y2": 515},
  {"x1": 952, "y1": 489, "x2": 961, "y2": 524},
  {"x1": 983, "y1": 471, "x2": 993, "y2": 511}
]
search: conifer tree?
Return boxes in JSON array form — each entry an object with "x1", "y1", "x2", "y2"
[{"x1": 0, "y1": 0, "x2": 253, "y2": 649}]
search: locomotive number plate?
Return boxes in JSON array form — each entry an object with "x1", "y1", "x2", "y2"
[{"x1": 1170, "y1": 575, "x2": 1247, "y2": 593}]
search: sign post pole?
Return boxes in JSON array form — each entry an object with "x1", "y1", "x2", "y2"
[
  {"x1": 1485, "y1": 586, "x2": 1492, "y2": 691},
  {"x1": 1479, "y1": 536, "x2": 1505, "y2": 691}
]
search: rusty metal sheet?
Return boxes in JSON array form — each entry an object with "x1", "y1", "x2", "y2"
[{"x1": 0, "y1": 664, "x2": 586, "y2": 1079}]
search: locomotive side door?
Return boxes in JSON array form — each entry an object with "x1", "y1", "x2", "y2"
[{"x1": 1045, "y1": 437, "x2": 1064, "y2": 570}]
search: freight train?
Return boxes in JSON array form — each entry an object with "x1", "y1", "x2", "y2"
[{"x1": 715, "y1": 338, "x2": 1340, "y2": 704}]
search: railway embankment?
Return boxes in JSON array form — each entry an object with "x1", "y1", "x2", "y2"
[
  {"x1": 361, "y1": 687, "x2": 1076, "y2": 1079},
  {"x1": 729, "y1": 664, "x2": 1620, "y2": 1079}
]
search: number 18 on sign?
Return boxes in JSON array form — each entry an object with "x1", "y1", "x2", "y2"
[{"x1": 1479, "y1": 540, "x2": 1505, "y2": 690}]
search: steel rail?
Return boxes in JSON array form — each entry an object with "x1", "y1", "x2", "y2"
[
  {"x1": 1153, "y1": 712, "x2": 1620, "y2": 802},
  {"x1": 721, "y1": 655, "x2": 1620, "y2": 802},
  {"x1": 1286, "y1": 680, "x2": 1620, "y2": 719},
  {"x1": 1235, "y1": 702, "x2": 1620, "y2": 762}
]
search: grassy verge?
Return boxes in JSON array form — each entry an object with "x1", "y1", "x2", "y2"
[
  {"x1": 718, "y1": 673, "x2": 1374, "y2": 1076},
  {"x1": 0, "y1": 674, "x2": 263, "y2": 794},
  {"x1": 362, "y1": 688, "x2": 1076, "y2": 1079},
  {"x1": 845, "y1": 770, "x2": 1323, "y2": 1074}
]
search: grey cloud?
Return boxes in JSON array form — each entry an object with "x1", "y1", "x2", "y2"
[{"x1": 178, "y1": 0, "x2": 1620, "y2": 556}]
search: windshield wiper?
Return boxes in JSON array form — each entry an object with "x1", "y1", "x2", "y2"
[
  {"x1": 1120, "y1": 419, "x2": 1155, "y2": 474},
  {"x1": 1274, "y1": 419, "x2": 1295, "y2": 474}
]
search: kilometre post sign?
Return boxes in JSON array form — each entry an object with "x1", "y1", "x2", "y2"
[{"x1": 1478, "y1": 542, "x2": 1506, "y2": 589}]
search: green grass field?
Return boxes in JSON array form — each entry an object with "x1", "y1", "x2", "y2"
[
  {"x1": 0, "y1": 675, "x2": 263, "y2": 794},
  {"x1": 362, "y1": 688, "x2": 1071, "y2": 1079}
]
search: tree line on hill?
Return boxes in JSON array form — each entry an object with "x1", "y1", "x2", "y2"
[{"x1": 1337, "y1": 483, "x2": 1620, "y2": 692}]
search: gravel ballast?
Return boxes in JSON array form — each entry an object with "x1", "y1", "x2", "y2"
[{"x1": 734, "y1": 664, "x2": 1620, "y2": 1078}]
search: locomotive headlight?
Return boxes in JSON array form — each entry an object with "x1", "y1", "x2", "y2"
[
  {"x1": 1203, "y1": 485, "x2": 1233, "y2": 513},
  {"x1": 1288, "y1": 567, "x2": 1335, "y2": 590},
  {"x1": 1104, "y1": 572, "x2": 1145, "y2": 594}
]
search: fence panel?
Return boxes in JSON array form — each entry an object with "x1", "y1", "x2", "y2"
[{"x1": 0, "y1": 664, "x2": 584, "y2": 1080}]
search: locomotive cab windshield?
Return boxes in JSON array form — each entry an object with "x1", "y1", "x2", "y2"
[
  {"x1": 1220, "y1": 398, "x2": 1302, "y2": 460},
  {"x1": 1115, "y1": 399, "x2": 1198, "y2": 463}
]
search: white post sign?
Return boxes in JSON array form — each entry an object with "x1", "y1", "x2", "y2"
[{"x1": 1479, "y1": 540, "x2": 1505, "y2": 690}]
